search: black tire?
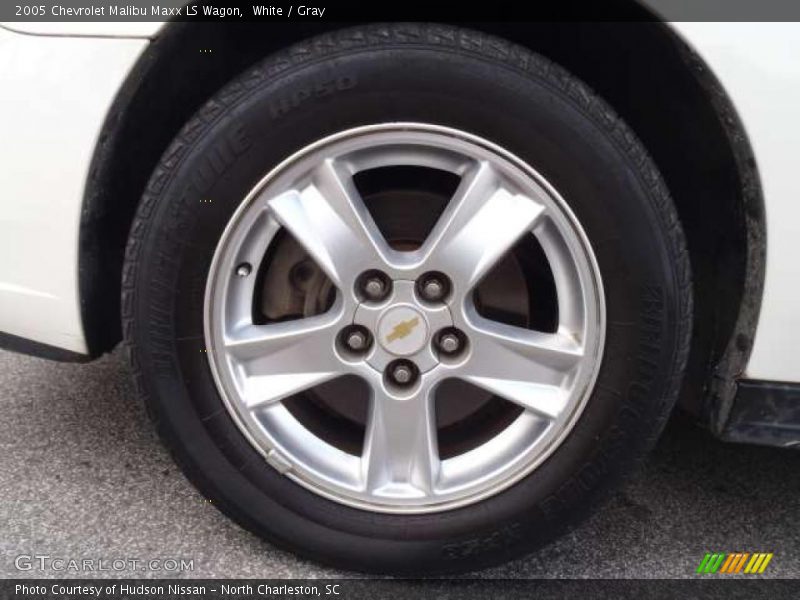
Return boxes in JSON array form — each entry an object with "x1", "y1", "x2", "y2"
[{"x1": 123, "y1": 24, "x2": 691, "y2": 575}]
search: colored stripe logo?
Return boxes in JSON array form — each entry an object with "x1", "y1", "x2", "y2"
[{"x1": 696, "y1": 552, "x2": 773, "y2": 574}]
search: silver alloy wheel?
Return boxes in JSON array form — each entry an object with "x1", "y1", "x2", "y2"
[{"x1": 204, "y1": 123, "x2": 605, "y2": 513}]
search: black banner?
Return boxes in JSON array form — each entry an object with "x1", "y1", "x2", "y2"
[
  {"x1": 5, "y1": 0, "x2": 800, "y2": 22},
  {"x1": 4, "y1": 579, "x2": 800, "y2": 600}
]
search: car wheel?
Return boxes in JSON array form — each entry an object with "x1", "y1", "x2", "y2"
[{"x1": 123, "y1": 24, "x2": 691, "y2": 575}]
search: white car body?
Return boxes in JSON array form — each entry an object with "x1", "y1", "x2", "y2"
[{"x1": 0, "y1": 20, "x2": 797, "y2": 384}]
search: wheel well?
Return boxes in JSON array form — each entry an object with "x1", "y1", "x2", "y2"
[{"x1": 81, "y1": 20, "x2": 764, "y2": 431}]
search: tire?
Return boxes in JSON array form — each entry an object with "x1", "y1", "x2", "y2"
[{"x1": 123, "y1": 24, "x2": 691, "y2": 575}]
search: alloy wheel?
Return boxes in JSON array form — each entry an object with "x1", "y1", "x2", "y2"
[{"x1": 204, "y1": 123, "x2": 605, "y2": 513}]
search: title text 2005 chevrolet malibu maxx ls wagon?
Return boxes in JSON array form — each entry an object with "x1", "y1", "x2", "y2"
[{"x1": 1, "y1": 18, "x2": 798, "y2": 574}]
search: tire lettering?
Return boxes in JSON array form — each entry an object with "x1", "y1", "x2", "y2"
[{"x1": 269, "y1": 76, "x2": 358, "y2": 119}]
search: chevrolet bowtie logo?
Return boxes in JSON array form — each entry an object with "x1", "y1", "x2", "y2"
[{"x1": 386, "y1": 317, "x2": 421, "y2": 343}]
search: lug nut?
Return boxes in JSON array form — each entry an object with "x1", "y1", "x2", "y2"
[
  {"x1": 346, "y1": 330, "x2": 368, "y2": 351},
  {"x1": 436, "y1": 328, "x2": 467, "y2": 357},
  {"x1": 364, "y1": 278, "x2": 386, "y2": 299},
  {"x1": 235, "y1": 263, "x2": 252, "y2": 277},
  {"x1": 439, "y1": 333, "x2": 460, "y2": 354},
  {"x1": 387, "y1": 360, "x2": 418, "y2": 387},
  {"x1": 423, "y1": 280, "x2": 444, "y2": 300},
  {"x1": 393, "y1": 365, "x2": 413, "y2": 384},
  {"x1": 340, "y1": 326, "x2": 371, "y2": 354},
  {"x1": 358, "y1": 271, "x2": 391, "y2": 302},
  {"x1": 418, "y1": 272, "x2": 450, "y2": 302}
]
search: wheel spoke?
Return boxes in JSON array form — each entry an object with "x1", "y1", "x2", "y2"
[
  {"x1": 459, "y1": 319, "x2": 584, "y2": 419},
  {"x1": 266, "y1": 159, "x2": 392, "y2": 289},
  {"x1": 225, "y1": 314, "x2": 343, "y2": 410},
  {"x1": 362, "y1": 382, "x2": 439, "y2": 498},
  {"x1": 419, "y1": 161, "x2": 545, "y2": 292},
  {"x1": 533, "y1": 217, "x2": 588, "y2": 333}
]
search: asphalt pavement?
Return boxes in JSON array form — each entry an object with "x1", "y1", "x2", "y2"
[{"x1": 0, "y1": 347, "x2": 797, "y2": 579}]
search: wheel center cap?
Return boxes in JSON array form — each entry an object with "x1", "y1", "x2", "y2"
[{"x1": 377, "y1": 305, "x2": 429, "y2": 356}]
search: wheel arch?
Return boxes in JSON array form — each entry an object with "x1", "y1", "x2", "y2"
[{"x1": 80, "y1": 19, "x2": 765, "y2": 433}]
